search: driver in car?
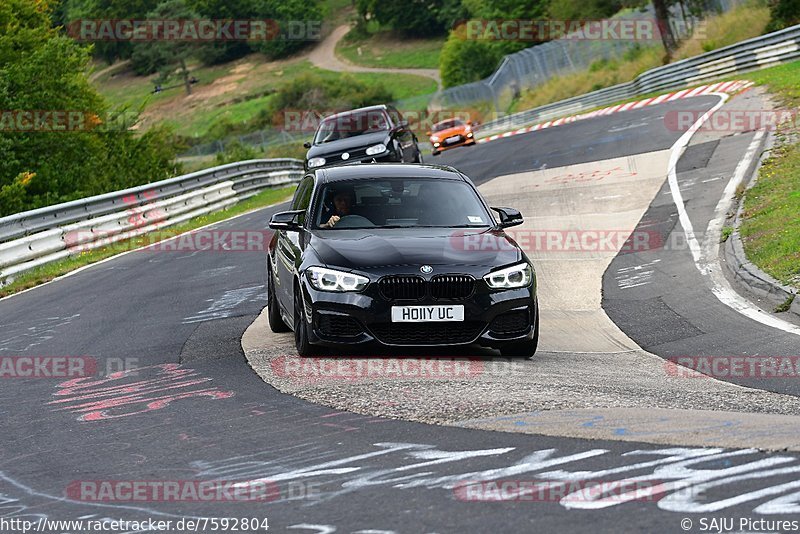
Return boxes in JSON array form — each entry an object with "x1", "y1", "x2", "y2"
[{"x1": 320, "y1": 187, "x2": 355, "y2": 228}]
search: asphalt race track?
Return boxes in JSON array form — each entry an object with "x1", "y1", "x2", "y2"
[{"x1": 2, "y1": 90, "x2": 800, "y2": 533}]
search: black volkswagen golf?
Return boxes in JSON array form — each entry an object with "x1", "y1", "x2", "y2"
[
  {"x1": 303, "y1": 105, "x2": 423, "y2": 170},
  {"x1": 267, "y1": 164, "x2": 539, "y2": 358}
]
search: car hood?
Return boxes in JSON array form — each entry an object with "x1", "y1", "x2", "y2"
[
  {"x1": 431, "y1": 127, "x2": 468, "y2": 139},
  {"x1": 308, "y1": 227, "x2": 522, "y2": 272},
  {"x1": 306, "y1": 131, "x2": 390, "y2": 158}
]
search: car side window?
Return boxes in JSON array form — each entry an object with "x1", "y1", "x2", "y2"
[
  {"x1": 291, "y1": 176, "x2": 315, "y2": 225},
  {"x1": 387, "y1": 107, "x2": 402, "y2": 128}
]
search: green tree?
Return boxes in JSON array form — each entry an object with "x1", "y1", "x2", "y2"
[
  {"x1": 0, "y1": 0, "x2": 179, "y2": 216},
  {"x1": 251, "y1": 0, "x2": 323, "y2": 59},
  {"x1": 438, "y1": 0, "x2": 548, "y2": 87},
  {"x1": 130, "y1": 0, "x2": 199, "y2": 94},
  {"x1": 767, "y1": 0, "x2": 800, "y2": 31},
  {"x1": 61, "y1": 0, "x2": 162, "y2": 63}
]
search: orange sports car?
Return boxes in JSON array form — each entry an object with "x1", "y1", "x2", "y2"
[{"x1": 428, "y1": 118, "x2": 476, "y2": 155}]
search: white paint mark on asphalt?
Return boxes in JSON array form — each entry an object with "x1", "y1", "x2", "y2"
[
  {"x1": 0, "y1": 473, "x2": 202, "y2": 520},
  {"x1": 615, "y1": 259, "x2": 661, "y2": 290},
  {"x1": 665, "y1": 95, "x2": 800, "y2": 335},
  {"x1": 182, "y1": 285, "x2": 263, "y2": 324},
  {"x1": 0, "y1": 314, "x2": 80, "y2": 352},
  {"x1": 202, "y1": 442, "x2": 800, "y2": 514}
]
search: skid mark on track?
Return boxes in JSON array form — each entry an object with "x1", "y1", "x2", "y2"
[
  {"x1": 539, "y1": 166, "x2": 639, "y2": 188},
  {"x1": 47, "y1": 363, "x2": 234, "y2": 422}
]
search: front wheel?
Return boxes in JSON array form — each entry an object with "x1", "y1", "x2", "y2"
[
  {"x1": 294, "y1": 287, "x2": 319, "y2": 356},
  {"x1": 267, "y1": 267, "x2": 290, "y2": 333},
  {"x1": 500, "y1": 300, "x2": 539, "y2": 359}
]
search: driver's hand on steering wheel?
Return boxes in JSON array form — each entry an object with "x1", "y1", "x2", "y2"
[{"x1": 321, "y1": 215, "x2": 340, "y2": 228}]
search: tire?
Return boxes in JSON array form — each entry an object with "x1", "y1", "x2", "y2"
[
  {"x1": 267, "y1": 267, "x2": 290, "y2": 333},
  {"x1": 500, "y1": 299, "x2": 539, "y2": 359},
  {"x1": 294, "y1": 286, "x2": 319, "y2": 356},
  {"x1": 432, "y1": 151, "x2": 440, "y2": 156}
]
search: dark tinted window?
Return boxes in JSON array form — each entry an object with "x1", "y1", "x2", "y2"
[
  {"x1": 314, "y1": 110, "x2": 390, "y2": 144},
  {"x1": 291, "y1": 176, "x2": 314, "y2": 225},
  {"x1": 433, "y1": 119, "x2": 464, "y2": 132}
]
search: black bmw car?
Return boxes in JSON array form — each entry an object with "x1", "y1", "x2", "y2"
[
  {"x1": 267, "y1": 164, "x2": 539, "y2": 358},
  {"x1": 303, "y1": 105, "x2": 423, "y2": 171}
]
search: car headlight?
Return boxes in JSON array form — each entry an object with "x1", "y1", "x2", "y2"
[
  {"x1": 307, "y1": 266, "x2": 369, "y2": 292},
  {"x1": 430, "y1": 135, "x2": 440, "y2": 142},
  {"x1": 484, "y1": 263, "x2": 532, "y2": 290},
  {"x1": 307, "y1": 157, "x2": 325, "y2": 168},
  {"x1": 365, "y1": 144, "x2": 386, "y2": 156}
]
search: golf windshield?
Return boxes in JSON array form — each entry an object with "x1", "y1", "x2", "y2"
[
  {"x1": 314, "y1": 178, "x2": 493, "y2": 229},
  {"x1": 314, "y1": 110, "x2": 390, "y2": 144}
]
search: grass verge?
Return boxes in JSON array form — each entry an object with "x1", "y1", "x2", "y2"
[
  {"x1": 736, "y1": 60, "x2": 800, "y2": 290},
  {"x1": 0, "y1": 185, "x2": 295, "y2": 299},
  {"x1": 337, "y1": 30, "x2": 444, "y2": 69},
  {"x1": 95, "y1": 58, "x2": 438, "y2": 140}
]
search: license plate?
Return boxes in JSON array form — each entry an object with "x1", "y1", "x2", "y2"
[
  {"x1": 444, "y1": 136, "x2": 461, "y2": 144},
  {"x1": 391, "y1": 305, "x2": 464, "y2": 322}
]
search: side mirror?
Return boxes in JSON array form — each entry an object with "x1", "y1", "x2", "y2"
[
  {"x1": 425, "y1": 131, "x2": 432, "y2": 137},
  {"x1": 467, "y1": 120, "x2": 473, "y2": 126},
  {"x1": 303, "y1": 141, "x2": 312, "y2": 149},
  {"x1": 269, "y1": 209, "x2": 305, "y2": 231},
  {"x1": 491, "y1": 207, "x2": 523, "y2": 228}
]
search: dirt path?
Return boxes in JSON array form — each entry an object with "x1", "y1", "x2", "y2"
[
  {"x1": 308, "y1": 25, "x2": 442, "y2": 89},
  {"x1": 88, "y1": 60, "x2": 130, "y2": 83}
]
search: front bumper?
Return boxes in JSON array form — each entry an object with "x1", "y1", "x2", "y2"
[
  {"x1": 297, "y1": 275, "x2": 536, "y2": 350},
  {"x1": 306, "y1": 152, "x2": 399, "y2": 171},
  {"x1": 431, "y1": 134, "x2": 475, "y2": 152}
]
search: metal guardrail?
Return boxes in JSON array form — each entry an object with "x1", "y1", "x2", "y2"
[
  {"x1": 475, "y1": 23, "x2": 800, "y2": 137},
  {"x1": 0, "y1": 158, "x2": 304, "y2": 286}
]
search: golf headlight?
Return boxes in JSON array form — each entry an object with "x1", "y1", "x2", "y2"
[
  {"x1": 430, "y1": 135, "x2": 440, "y2": 142},
  {"x1": 366, "y1": 144, "x2": 386, "y2": 156},
  {"x1": 307, "y1": 267, "x2": 369, "y2": 292},
  {"x1": 307, "y1": 157, "x2": 325, "y2": 168},
  {"x1": 484, "y1": 263, "x2": 532, "y2": 290}
]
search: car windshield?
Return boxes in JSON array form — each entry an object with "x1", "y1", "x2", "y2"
[
  {"x1": 432, "y1": 119, "x2": 464, "y2": 132},
  {"x1": 314, "y1": 177, "x2": 492, "y2": 230},
  {"x1": 314, "y1": 110, "x2": 390, "y2": 144}
]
